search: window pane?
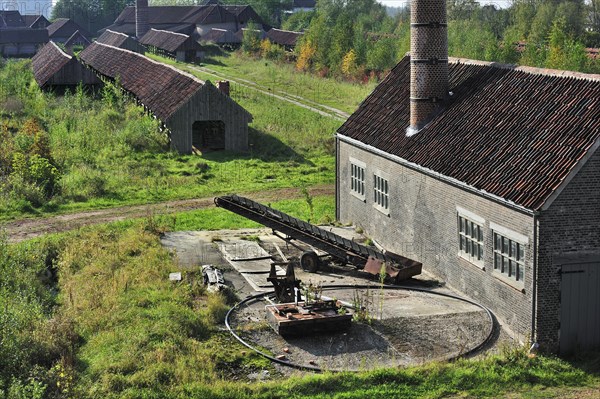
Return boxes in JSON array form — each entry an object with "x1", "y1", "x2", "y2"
[
  {"x1": 511, "y1": 241, "x2": 517, "y2": 258},
  {"x1": 502, "y1": 237, "x2": 509, "y2": 254},
  {"x1": 478, "y1": 244, "x2": 484, "y2": 260},
  {"x1": 518, "y1": 244, "x2": 524, "y2": 261},
  {"x1": 509, "y1": 260, "x2": 515, "y2": 277},
  {"x1": 466, "y1": 239, "x2": 471, "y2": 255},
  {"x1": 460, "y1": 217, "x2": 465, "y2": 233},
  {"x1": 518, "y1": 264, "x2": 524, "y2": 281},
  {"x1": 384, "y1": 180, "x2": 388, "y2": 194},
  {"x1": 502, "y1": 256, "x2": 509, "y2": 273},
  {"x1": 460, "y1": 235, "x2": 465, "y2": 251},
  {"x1": 478, "y1": 226, "x2": 483, "y2": 242},
  {"x1": 494, "y1": 253, "x2": 501, "y2": 269},
  {"x1": 465, "y1": 221, "x2": 471, "y2": 236}
]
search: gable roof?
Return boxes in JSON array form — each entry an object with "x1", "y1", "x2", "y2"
[
  {"x1": 96, "y1": 29, "x2": 134, "y2": 48},
  {"x1": 23, "y1": 14, "x2": 50, "y2": 28},
  {"x1": 79, "y1": 42, "x2": 205, "y2": 120},
  {"x1": 337, "y1": 56, "x2": 600, "y2": 211},
  {"x1": 111, "y1": 5, "x2": 264, "y2": 28},
  {"x1": 47, "y1": 18, "x2": 91, "y2": 40},
  {"x1": 31, "y1": 41, "x2": 73, "y2": 86},
  {"x1": 0, "y1": 28, "x2": 49, "y2": 44},
  {"x1": 201, "y1": 27, "x2": 241, "y2": 44},
  {"x1": 0, "y1": 10, "x2": 25, "y2": 27},
  {"x1": 139, "y1": 28, "x2": 201, "y2": 53},
  {"x1": 65, "y1": 30, "x2": 91, "y2": 47},
  {"x1": 266, "y1": 28, "x2": 302, "y2": 47}
]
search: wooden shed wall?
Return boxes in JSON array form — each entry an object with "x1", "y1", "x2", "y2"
[
  {"x1": 166, "y1": 84, "x2": 250, "y2": 153},
  {"x1": 45, "y1": 59, "x2": 101, "y2": 86}
]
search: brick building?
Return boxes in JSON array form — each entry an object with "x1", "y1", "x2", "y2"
[{"x1": 336, "y1": 0, "x2": 600, "y2": 354}]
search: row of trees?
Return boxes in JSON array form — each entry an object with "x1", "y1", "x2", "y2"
[{"x1": 289, "y1": 0, "x2": 600, "y2": 80}]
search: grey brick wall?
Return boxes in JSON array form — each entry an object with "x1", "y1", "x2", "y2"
[
  {"x1": 536, "y1": 149, "x2": 600, "y2": 352},
  {"x1": 337, "y1": 140, "x2": 535, "y2": 342}
]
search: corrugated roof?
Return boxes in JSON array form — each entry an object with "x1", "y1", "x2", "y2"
[
  {"x1": 337, "y1": 56, "x2": 600, "y2": 211},
  {"x1": 79, "y1": 42, "x2": 205, "y2": 120},
  {"x1": 139, "y1": 28, "x2": 201, "y2": 53},
  {"x1": 0, "y1": 28, "x2": 49, "y2": 44},
  {"x1": 31, "y1": 41, "x2": 72, "y2": 86},
  {"x1": 266, "y1": 28, "x2": 302, "y2": 47}
]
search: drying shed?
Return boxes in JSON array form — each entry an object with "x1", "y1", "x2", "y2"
[
  {"x1": 47, "y1": 18, "x2": 91, "y2": 43},
  {"x1": 201, "y1": 28, "x2": 241, "y2": 48},
  {"x1": 79, "y1": 42, "x2": 251, "y2": 153},
  {"x1": 337, "y1": 0, "x2": 600, "y2": 355},
  {"x1": 64, "y1": 30, "x2": 91, "y2": 49},
  {"x1": 31, "y1": 41, "x2": 101, "y2": 89},
  {"x1": 139, "y1": 28, "x2": 203, "y2": 62},
  {"x1": 96, "y1": 29, "x2": 144, "y2": 53},
  {"x1": 0, "y1": 28, "x2": 48, "y2": 58},
  {"x1": 266, "y1": 28, "x2": 302, "y2": 50},
  {"x1": 23, "y1": 14, "x2": 50, "y2": 29}
]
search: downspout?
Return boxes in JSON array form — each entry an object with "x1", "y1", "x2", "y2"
[
  {"x1": 531, "y1": 211, "x2": 539, "y2": 346},
  {"x1": 335, "y1": 136, "x2": 340, "y2": 221}
]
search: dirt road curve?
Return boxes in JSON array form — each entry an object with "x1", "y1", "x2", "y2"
[{"x1": 1, "y1": 185, "x2": 334, "y2": 243}]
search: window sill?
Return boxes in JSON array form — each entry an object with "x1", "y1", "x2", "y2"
[
  {"x1": 373, "y1": 204, "x2": 390, "y2": 216},
  {"x1": 492, "y1": 270, "x2": 525, "y2": 293},
  {"x1": 350, "y1": 190, "x2": 366, "y2": 202},
  {"x1": 458, "y1": 253, "x2": 485, "y2": 270}
]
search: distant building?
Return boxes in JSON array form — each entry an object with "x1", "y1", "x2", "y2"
[
  {"x1": 31, "y1": 41, "x2": 100, "y2": 89},
  {"x1": 22, "y1": 14, "x2": 50, "y2": 29},
  {"x1": 64, "y1": 30, "x2": 91, "y2": 50},
  {"x1": 103, "y1": 4, "x2": 267, "y2": 40},
  {"x1": 265, "y1": 28, "x2": 303, "y2": 51},
  {"x1": 200, "y1": 28, "x2": 241, "y2": 48},
  {"x1": 79, "y1": 42, "x2": 252, "y2": 154},
  {"x1": 139, "y1": 28, "x2": 203, "y2": 62},
  {"x1": 288, "y1": 0, "x2": 316, "y2": 13},
  {"x1": 0, "y1": 27, "x2": 48, "y2": 57},
  {"x1": 96, "y1": 29, "x2": 145, "y2": 53},
  {"x1": 47, "y1": 18, "x2": 91, "y2": 43}
]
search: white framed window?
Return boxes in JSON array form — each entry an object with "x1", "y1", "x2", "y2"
[
  {"x1": 493, "y1": 232, "x2": 525, "y2": 284},
  {"x1": 349, "y1": 158, "x2": 365, "y2": 200},
  {"x1": 457, "y1": 214, "x2": 484, "y2": 267},
  {"x1": 373, "y1": 172, "x2": 389, "y2": 214}
]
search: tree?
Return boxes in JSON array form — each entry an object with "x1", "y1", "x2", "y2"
[
  {"x1": 546, "y1": 16, "x2": 587, "y2": 71},
  {"x1": 52, "y1": 0, "x2": 130, "y2": 35},
  {"x1": 241, "y1": 21, "x2": 262, "y2": 54}
]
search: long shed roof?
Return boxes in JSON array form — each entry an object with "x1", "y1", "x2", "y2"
[
  {"x1": 337, "y1": 56, "x2": 600, "y2": 211},
  {"x1": 79, "y1": 41, "x2": 204, "y2": 120},
  {"x1": 0, "y1": 28, "x2": 48, "y2": 44},
  {"x1": 139, "y1": 28, "x2": 201, "y2": 52},
  {"x1": 31, "y1": 41, "x2": 72, "y2": 86}
]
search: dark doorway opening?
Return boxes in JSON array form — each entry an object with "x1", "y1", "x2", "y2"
[{"x1": 192, "y1": 120, "x2": 225, "y2": 152}]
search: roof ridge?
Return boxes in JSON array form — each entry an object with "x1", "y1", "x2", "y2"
[
  {"x1": 49, "y1": 40, "x2": 72, "y2": 60},
  {"x1": 148, "y1": 28, "x2": 189, "y2": 39},
  {"x1": 270, "y1": 28, "x2": 302, "y2": 34},
  {"x1": 90, "y1": 42, "x2": 204, "y2": 85},
  {"x1": 449, "y1": 56, "x2": 600, "y2": 82},
  {"x1": 105, "y1": 29, "x2": 131, "y2": 38}
]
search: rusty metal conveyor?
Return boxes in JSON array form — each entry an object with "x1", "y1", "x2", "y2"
[{"x1": 214, "y1": 194, "x2": 422, "y2": 282}]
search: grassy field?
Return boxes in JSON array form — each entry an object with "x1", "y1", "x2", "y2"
[
  {"x1": 0, "y1": 56, "x2": 346, "y2": 222},
  {"x1": 1, "y1": 207, "x2": 598, "y2": 398}
]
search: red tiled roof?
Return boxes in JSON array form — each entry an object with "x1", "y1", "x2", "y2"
[
  {"x1": 31, "y1": 41, "x2": 72, "y2": 86},
  {"x1": 79, "y1": 42, "x2": 204, "y2": 120},
  {"x1": 139, "y1": 28, "x2": 201, "y2": 53},
  {"x1": 266, "y1": 28, "x2": 302, "y2": 47},
  {"x1": 337, "y1": 56, "x2": 600, "y2": 211}
]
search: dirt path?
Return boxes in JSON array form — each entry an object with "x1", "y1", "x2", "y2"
[
  {"x1": 189, "y1": 65, "x2": 350, "y2": 121},
  {"x1": 1, "y1": 185, "x2": 334, "y2": 244}
]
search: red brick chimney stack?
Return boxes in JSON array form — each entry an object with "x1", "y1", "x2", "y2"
[
  {"x1": 136, "y1": 0, "x2": 150, "y2": 39},
  {"x1": 407, "y1": 0, "x2": 448, "y2": 136}
]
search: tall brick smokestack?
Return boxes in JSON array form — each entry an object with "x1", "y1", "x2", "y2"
[
  {"x1": 136, "y1": 0, "x2": 149, "y2": 39},
  {"x1": 407, "y1": 0, "x2": 448, "y2": 136}
]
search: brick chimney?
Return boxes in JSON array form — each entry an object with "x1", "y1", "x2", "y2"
[
  {"x1": 216, "y1": 80, "x2": 230, "y2": 96},
  {"x1": 136, "y1": 0, "x2": 150, "y2": 39},
  {"x1": 407, "y1": 0, "x2": 448, "y2": 136}
]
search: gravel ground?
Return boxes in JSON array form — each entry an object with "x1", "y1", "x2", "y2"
[{"x1": 162, "y1": 227, "x2": 510, "y2": 373}]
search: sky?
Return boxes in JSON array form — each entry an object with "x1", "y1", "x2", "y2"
[
  {"x1": 377, "y1": 0, "x2": 513, "y2": 9},
  {"x1": 1, "y1": 0, "x2": 53, "y2": 17}
]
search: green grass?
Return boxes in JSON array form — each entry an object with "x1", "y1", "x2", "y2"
[
  {"x1": 150, "y1": 52, "x2": 377, "y2": 114},
  {"x1": 0, "y1": 58, "x2": 341, "y2": 222}
]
